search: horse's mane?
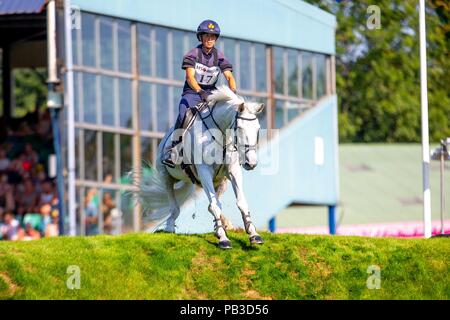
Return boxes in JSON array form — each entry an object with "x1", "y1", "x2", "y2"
[{"x1": 207, "y1": 85, "x2": 245, "y2": 107}]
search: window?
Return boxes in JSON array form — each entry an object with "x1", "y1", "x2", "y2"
[
  {"x1": 102, "y1": 132, "x2": 116, "y2": 181},
  {"x1": 316, "y1": 54, "x2": 326, "y2": 98},
  {"x1": 101, "y1": 75, "x2": 114, "y2": 126},
  {"x1": 119, "y1": 79, "x2": 133, "y2": 128},
  {"x1": 172, "y1": 30, "x2": 186, "y2": 81},
  {"x1": 302, "y1": 52, "x2": 313, "y2": 99},
  {"x1": 100, "y1": 17, "x2": 114, "y2": 70},
  {"x1": 84, "y1": 130, "x2": 98, "y2": 181},
  {"x1": 139, "y1": 81, "x2": 152, "y2": 131},
  {"x1": 273, "y1": 47, "x2": 284, "y2": 94},
  {"x1": 118, "y1": 20, "x2": 132, "y2": 73},
  {"x1": 254, "y1": 43, "x2": 267, "y2": 92},
  {"x1": 81, "y1": 13, "x2": 96, "y2": 67},
  {"x1": 82, "y1": 73, "x2": 97, "y2": 124},
  {"x1": 287, "y1": 49, "x2": 298, "y2": 97},
  {"x1": 138, "y1": 24, "x2": 152, "y2": 76},
  {"x1": 155, "y1": 27, "x2": 168, "y2": 78},
  {"x1": 239, "y1": 41, "x2": 252, "y2": 90}
]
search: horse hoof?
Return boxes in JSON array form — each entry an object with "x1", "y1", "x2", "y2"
[
  {"x1": 250, "y1": 235, "x2": 264, "y2": 245},
  {"x1": 218, "y1": 240, "x2": 232, "y2": 249}
]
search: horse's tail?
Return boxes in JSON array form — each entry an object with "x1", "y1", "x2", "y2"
[{"x1": 130, "y1": 164, "x2": 195, "y2": 230}]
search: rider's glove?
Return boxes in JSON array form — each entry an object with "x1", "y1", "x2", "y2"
[{"x1": 198, "y1": 89, "x2": 211, "y2": 102}]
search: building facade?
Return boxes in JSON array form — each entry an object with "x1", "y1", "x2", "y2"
[{"x1": 64, "y1": 0, "x2": 337, "y2": 235}]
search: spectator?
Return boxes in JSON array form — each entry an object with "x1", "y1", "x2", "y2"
[
  {"x1": 45, "y1": 208, "x2": 59, "y2": 238},
  {"x1": 20, "y1": 223, "x2": 41, "y2": 241},
  {"x1": 22, "y1": 143, "x2": 39, "y2": 167},
  {"x1": 0, "y1": 149, "x2": 10, "y2": 171},
  {"x1": 0, "y1": 211, "x2": 22, "y2": 241},
  {"x1": 40, "y1": 203, "x2": 52, "y2": 233},
  {"x1": 102, "y1": 192, "x2": 116, "y2": 235},
  {"x1": 39, "y1": 179, "x2": 56, "y2": 206},
  {"x1": 16, "y1": 179, "x2": 39, "y2": 214},
  {"x1": 85, "y1": 188, "x2": 99, "y2": 236},
  {"x1": 0, "y1": 174, "x2": 15, "y2": 211}
]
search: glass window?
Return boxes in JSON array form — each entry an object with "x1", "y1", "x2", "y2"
[
  {"x1": 118, "y1": 20, "x2": 132, "y2": 73},
  {"x1": 84, "y1": 187, "x2": 99, "y2": 235},
  {"x1": 81, "y1": 13, "x2": 96, "y2": 67},
  {"x1": 239, "y1": 41, "x2": 252, "y2": 90},
  {"x1": 273, "y1": 47, "x2": 284, "y2": 94},
  {"x1": 101, "y1": 75, "x2": 114, "y2": 126},
  {"x1": 316, "y1": 54, "x2": 326, "y2": 98},
  {"x1": 155, "y1": 27, "x2": 168, "y2": 78},
  {"x1": 274, "y1": 100, "x2": 286, "y2": 129},
  {"x1": 74, "y1": 72, "x2": 81, "y2": 122},
  {"x1": 100, "y1": 17, "x2": 114, "y2": 70},
  {"x1": 139, "y1": 82, "x2": 152, "y2": 131},
  {"x1": 119, "y1": 79, "x2": 133, "y2": 128},
  {"x1": 84, "y1": 130, "x2": 98, "y2": 181},
  {"x1": 302, "y1": 52, "x2": 313, "y2": 99},
  {"x1": 188, "y1": 32, "x2": 198, "y2": 51},
  {"x1": 172, "y1": 30, "x2": 186, "y2": 81},
  {"x1": 173, "y1": 86, "x2": 183, "y2": 125},
  {"x1": 223, "y1": 38, "x2": 236, "y2": 72},
  {"x1": 82, "y1": 73, "x2": 97, "y2": 124},
  {"x1": 286, "y1": 102, "x2": 300, "y2": 122},
  {"x1": 287, "y1": 49, "x2": 298, "y2": 97},
  {"x1": 138, "y1": 23, "x2": 151, "y2": 76},
  {"x1": 75, "y1": 128, "x2": 81, "y2": 179},
  {"x1": 102, "y1": 132, "x2": 116, "y2": 181},
  {"x1": 141, "y1": 137, "x2": 153, "y2": 167},
  {"x1": 120, "y1": 135, "x2": 133, "y2": 177},
  {"x1": 254, "y1": 43, "x2": 266, "y2": 92},
  {"x1": 156, "y1": 84, "x2": 170, "y2": 132},
  {"x1": 72, "y1": 28, "x2": 79, "y2": 65}
]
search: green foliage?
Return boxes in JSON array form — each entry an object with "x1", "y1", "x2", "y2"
[
  {"x1": 0, "y1": 232, "x2": 449, "y2": 299},
  {"x1": 305, "y1": 0, "x2": 450, "y2": 142},
  {"x1": 12, "y1": 68, "x2": 47, "y2": 118}
]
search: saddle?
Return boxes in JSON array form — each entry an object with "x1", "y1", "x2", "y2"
[{"x1": 167, "y1": 102, "x2": 209, "y2": 185}]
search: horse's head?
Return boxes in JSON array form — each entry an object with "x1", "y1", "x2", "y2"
[{"x1": 235, "y1": 101, "x2": 265, "y2": 170}]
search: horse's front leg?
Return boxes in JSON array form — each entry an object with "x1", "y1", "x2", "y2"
[
  {"x1": 227, "y1": 161, "x2": 264, "y2": 245},
  {"x1": 216, "y1": 178, "x2": 235, "y2": 231},
  {"x1": 197, "y1": 165, "x2": 232, "y2": 249}
]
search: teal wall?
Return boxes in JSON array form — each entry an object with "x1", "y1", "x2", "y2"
[
  {"x1": 70, "y1": 0, "x2": 336, "y2": 54},
  {"x1": 175, "y1": 95, "x2": 339, "y2": 234}
]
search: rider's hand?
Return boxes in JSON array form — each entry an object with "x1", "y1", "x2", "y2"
[{"x1": 198, "y1": 89, "x2": 211, "y2": 102}]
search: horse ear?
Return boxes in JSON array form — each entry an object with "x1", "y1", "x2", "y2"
[
  {"x1": 255, "y1": 103, "x2": 265, "y2": 114},
  {"x1": 237, "y1": 103, "x2": 245, "y2": 113}
]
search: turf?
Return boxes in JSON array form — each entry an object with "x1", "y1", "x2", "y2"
[{"x1": 0, "y1": 232, "x2": 449, "y2": 300}]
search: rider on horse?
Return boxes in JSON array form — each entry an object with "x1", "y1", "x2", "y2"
[{"x1": 162, "y1": 19, "x2": 237, "y2": 168}]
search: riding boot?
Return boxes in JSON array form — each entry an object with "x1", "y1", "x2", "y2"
[{"x1": 162, "y1": 116, "x2": 184, "y2": 168}]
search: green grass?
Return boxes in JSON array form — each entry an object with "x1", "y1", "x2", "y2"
[{"x1": 0, "y1": 232, "x2": 449, "y2": 300}]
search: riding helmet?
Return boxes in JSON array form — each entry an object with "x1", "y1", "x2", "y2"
[{"x1": 196, "y1": 20, "x2": 221, "y2": 41}]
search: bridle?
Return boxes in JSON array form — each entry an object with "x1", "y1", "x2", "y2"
[{"x1": 197, "y1": 102, "x2": 260, "y2": 160}]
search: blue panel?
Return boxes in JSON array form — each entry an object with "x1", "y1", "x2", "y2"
[
  {"x1": 0, "y1": 0, "x2": 47, "y2": 15},
  {"x1": 173, "y1": 95, "x2": 339, "y2": 234},
  {"x1": 70, "y1": 0, "x2": 336, "y2": 54}
]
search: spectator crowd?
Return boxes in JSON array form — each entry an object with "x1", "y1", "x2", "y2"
[{"x1": 0, "y1": 110, "x2": 60, "y2": 241}]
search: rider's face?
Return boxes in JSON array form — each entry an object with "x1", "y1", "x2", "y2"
[{"x1": 201, "y1": 34, "x2": 217, "y2": 49}]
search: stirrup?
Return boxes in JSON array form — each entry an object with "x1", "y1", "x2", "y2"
[
  {"x1": 162, "y1": 158, "x2": 175, "y2": 168},
  {"x1": 162, "y1": 148, "x2": 176, "y2": 168}
]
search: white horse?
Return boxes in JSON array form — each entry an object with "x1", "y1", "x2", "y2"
[{"x1": 134, "y1": 86, "x2": 264, "y2": 249}]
